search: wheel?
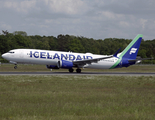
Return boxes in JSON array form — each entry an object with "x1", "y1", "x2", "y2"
[
  {"x1": 69, "y1": 68, "x2": 74, "y2": 73},
  {"x1": 76, "y1": 69, "x2": 81, "y2": 73},
  {"x1": 14, "y1": 66, "x2": 17, "y2": 69}
]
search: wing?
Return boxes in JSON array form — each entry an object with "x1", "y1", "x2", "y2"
[
  {"x1": 73, "y1": 55, "x2": 113, "y2": 66},
  {"x1": 73, "y1": 48, "x2": 122, "y2": 67}
]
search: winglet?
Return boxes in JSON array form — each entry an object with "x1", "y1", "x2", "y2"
[{"x1": 113, "y1": 48, "x2": 121, "y2": 58}]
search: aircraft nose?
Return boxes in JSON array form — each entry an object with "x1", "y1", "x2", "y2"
[{"x1": 2, "y1": 53, "x2": 7, "y2": 59}]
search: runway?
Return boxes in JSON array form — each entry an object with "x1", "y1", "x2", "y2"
[{"x1": 0, "y1": 72, "x2": 155, "y2": 76}]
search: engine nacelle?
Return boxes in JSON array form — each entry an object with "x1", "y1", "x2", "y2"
[
  {"x1": 61, "y1": 60, "x2": 73, "y2": 69},
  {"x1": 46, "y1": 60, "x2": 73, "y2": 69},
  {"x1": 46, "y1": 61, "x2": 60, "y2": 69}
]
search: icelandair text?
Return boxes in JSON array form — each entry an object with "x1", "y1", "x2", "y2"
[{"x1": 29, "y1": 51, "x2": 92, "y2": 61}]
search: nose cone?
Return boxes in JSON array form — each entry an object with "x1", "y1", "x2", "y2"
[
  {"x1": 2, "y1": 53, "x2": 5, "y2": 58},
  {"x1": 2, "y1": 53, "x2": 7, "y2": 59}
]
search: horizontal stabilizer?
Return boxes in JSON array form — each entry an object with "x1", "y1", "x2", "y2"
[{"x1": 128, "y1": 56, "x2": 153, "y2": 62}]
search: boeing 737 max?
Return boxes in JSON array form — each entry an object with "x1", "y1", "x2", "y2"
[{"x1": 1, "y1": 34, "x2": 149, "y2": 73}]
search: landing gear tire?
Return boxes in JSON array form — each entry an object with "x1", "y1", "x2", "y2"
[
  {"x1": 14, "y1": 66, "x2": 17, "y2": 69},
  {"x1": 69, "y1": 68, "x2": 74, "y2": 73},
  {"x1": 76, "y1": 69, "x2": 81, "y2": 73}
]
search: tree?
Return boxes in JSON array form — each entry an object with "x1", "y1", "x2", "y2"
[
  {"x1": 13, "y1": 31, "x2": 27, "y2": 37},
  {"x1": 2, "y1": 30, "x2": 9, "y2": 35},
  {"x1": 57, "y1": 34, "x2": 70, "y2": 51},
  {"x1": 36, "y1": 37, "x2": 50, "y2": 50},
  {"x1": 0, "y1": 32, "x2": 155, "y2": 64},
  {"x1": 69, "y1": 38, "x2": 84, "y2": 53},
  {"x1": 0, "y1": 35, "x2": 9, "y2": 54},
  {"x1": 11, "y1": 35, "x2": 30, "y2": 48},
  {"x1": 48, "y1": 36, "x2": 58, "y2": 50}
]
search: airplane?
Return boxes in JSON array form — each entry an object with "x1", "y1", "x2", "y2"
[{"x1": 1, "y1": 34, "x2": 149, "y2": 73}]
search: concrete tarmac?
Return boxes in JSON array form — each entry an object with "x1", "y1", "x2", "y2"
[{"x1": 0, "y1": 72, "x2": 155, "y2": 76}]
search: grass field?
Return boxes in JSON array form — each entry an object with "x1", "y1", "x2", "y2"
[
  {"x1": 0, "y1": 75, "x2": 155, "y2": 120},
  {"x1": 0, "y1": 64, "x2": 155, "y2": 73}
]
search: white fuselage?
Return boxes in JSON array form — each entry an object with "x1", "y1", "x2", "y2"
[{"x1": 2, "y1": 49, "x2": 118, "y2": 69}]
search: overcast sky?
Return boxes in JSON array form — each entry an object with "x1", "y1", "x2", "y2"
[{"x1": 0, "y1": 0, "x2": 155, "y2": 40}]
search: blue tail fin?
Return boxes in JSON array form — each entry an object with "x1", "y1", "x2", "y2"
[
  {"x1": 110, "y1": 34, "x2": 143, "y2": 69},
  {"x1": 119, "y1": 34, "x2": 143, "y2": 59}
]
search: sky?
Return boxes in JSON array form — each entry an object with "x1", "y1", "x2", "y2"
[{"x1": 0, "y1": 0, "x2": 155, "y2": 40}]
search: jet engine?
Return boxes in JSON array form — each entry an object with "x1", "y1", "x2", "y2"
[{"x1": 46, "y1": 61, "x2": 60, "y2": 69}]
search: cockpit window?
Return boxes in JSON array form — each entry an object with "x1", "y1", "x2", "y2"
[{"x1": 8, "y1": 51, "x2": 15, "y2": 54}]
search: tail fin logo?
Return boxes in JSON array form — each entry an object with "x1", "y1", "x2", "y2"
[{"x1": 130, "y1": 48, "x2": 137, "y2": 55}]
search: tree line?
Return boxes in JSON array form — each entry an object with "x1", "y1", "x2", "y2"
[{"x1": 0, "y1": 31, "x2": 155, "y2": 64}]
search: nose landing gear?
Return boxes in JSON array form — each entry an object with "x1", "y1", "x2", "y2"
[{"x1": 14, "y1": 64, "x2": 17, "y2": 69}]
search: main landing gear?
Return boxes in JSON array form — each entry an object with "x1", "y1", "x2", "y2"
[
  {"x1": 14, "y1": 64, "x2": 17, "y2": 69},
  {"x1": 68, "y1": 68, "x2": 81, "y2": 73},
  {"x1": 76, "y1": 68, "x2": 81, "y2": 73},
  {"x1": 69, "y1": 68, "x2": 74, "y2": 73}
]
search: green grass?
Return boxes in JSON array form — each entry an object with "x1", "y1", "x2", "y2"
[
  {"x1": 0, "y1": 75, "x2": 155, "y2": 120},
  {"x1": 0, "y1": 64, "x2": 155, "y2": 73}
]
